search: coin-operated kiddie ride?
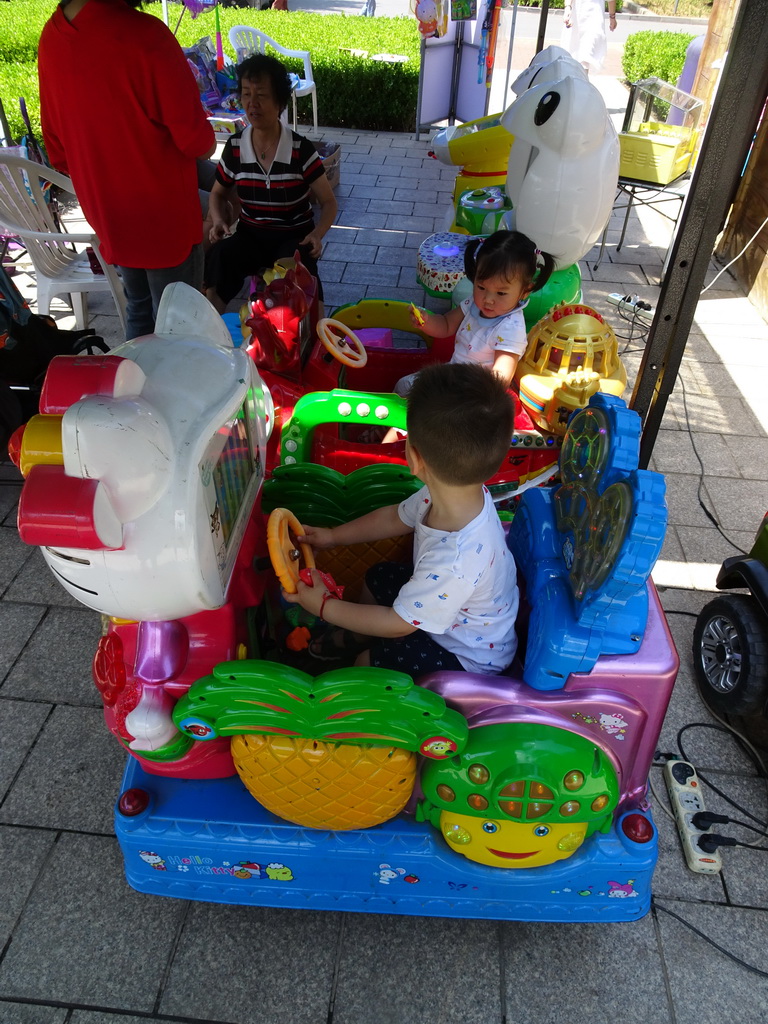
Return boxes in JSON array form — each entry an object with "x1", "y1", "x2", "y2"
[{"x1": 9, "y1": 288, "x2": 677, "y2": 922}]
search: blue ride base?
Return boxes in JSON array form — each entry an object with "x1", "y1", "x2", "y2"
[{"x1": 116, "y1": 759, "x2": 658, "y2": 922}]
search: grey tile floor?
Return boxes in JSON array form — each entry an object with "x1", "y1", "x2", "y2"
[{"x1": 2, "y1": 94, "x2": 768, "y2": 1024}]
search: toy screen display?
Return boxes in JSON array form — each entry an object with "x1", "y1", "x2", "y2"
[
  {"x1": 199, "y1": 383, "x2": 266, "y2": 592},
  {"x1": 211, "y1": 393, "x2": 261, "y2": 547},
  {"x1": 212, "y1": 418, "x2": 252, "y2": 545}
]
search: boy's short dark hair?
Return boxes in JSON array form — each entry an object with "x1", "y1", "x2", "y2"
[
  {"x1": 406, "y1": 363, "x2": 514, "y2": 485},
  {"x1": 237, "y1": 54, "x2": 293, "y2": 114}
]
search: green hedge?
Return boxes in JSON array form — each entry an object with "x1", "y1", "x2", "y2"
[
  {"x1": 176, "y1": 9, "x2": 421, "y2": 131},
  {"x1": 621, "y1": 30, "x2": 696, "y2": 86},
  {"x1": 0, "y1": 2, "x2": 421, "y2": 140}
]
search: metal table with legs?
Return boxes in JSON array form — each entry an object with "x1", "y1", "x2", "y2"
[{"x1": 594, "y1": 174, "x2": 692, "y2": 281}]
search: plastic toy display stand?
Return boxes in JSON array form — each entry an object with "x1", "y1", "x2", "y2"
[{"x1": 115, "y1": 584, "x2": 674, "y2": 922}]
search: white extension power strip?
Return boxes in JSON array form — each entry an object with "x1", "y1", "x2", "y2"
[
  {"x1": 663, "y1": 760, "x2": 723, "y2": 875},
  {"x1": 606, "y1": 292, "x2": 655, "y2": 325}
]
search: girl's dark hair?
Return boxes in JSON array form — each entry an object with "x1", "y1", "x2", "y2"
[
  {"x1": 237, "y1": 54, "x2": 293, "y2": 114},
  {"x1": 464, "y1": 230, "x2": 555, "y2": 294}
]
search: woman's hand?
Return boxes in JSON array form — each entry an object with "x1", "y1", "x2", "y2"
[
  {"x1": 209, "y1": 219, "x2": 231, "y2": 245},
  {"x1": 304, "y1": 174, "x2": 337, "y2": 258},
  {"x1": 299, "y1": 227, "x2": 324, "y2": 258}
]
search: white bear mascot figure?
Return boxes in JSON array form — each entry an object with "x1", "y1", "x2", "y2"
[
  {"x1": 500, "y1": 75, "x2": 619, "y2": 269},
  {"x1": 510, "y1": 44, "x2": 588, "y2": 96}
]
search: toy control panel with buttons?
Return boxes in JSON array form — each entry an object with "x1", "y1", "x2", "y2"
[{"x1": 663, "y1": 760, "x2": 723, "y2": 874}]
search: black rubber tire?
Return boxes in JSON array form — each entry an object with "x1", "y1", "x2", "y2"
[{"x1": 693, "y1": 594, "x2": 768, "y2": 715}]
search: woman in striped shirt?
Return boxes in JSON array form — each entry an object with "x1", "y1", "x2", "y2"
[{"x1": 204, "y1": 54, "x2": 337, "y2": 313}]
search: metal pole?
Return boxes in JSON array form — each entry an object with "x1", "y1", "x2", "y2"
[
  {"x1": 451, "y1": 21, "x2": 466, "y2": 123},
  {"x1": 502, "y1": 1, "x2": 521, "y2": 102},
  {"x1": 535, "y1": 0, "x2": 550, "y2": 55},
  {"x1": 631, "y1": 0, "x2": 768, "y2": 468},
  {"x1": 415, "y1": 38, "x2": 426, "y2": 139}
]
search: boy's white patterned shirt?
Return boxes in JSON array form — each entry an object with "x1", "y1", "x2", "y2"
[{"x1": 394, "y1": 486, "x2": 519, "y2": 674}]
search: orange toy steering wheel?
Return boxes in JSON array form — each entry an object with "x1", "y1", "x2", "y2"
[
  {"x1": 267, "y1": 508, "x2": 316, "y2": 594},
  {"x1": 317, "y1": 318, "x2": 368, "y2": 368}
]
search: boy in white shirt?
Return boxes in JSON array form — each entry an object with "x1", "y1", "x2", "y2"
[{"x1": 284, "y1": 362, "x2": 519, "y2": 677}]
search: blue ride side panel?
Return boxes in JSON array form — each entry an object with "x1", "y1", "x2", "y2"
[
  {"x1": 508, "y1": 394, "x2": 668, "y2": 691},
  {"x1": 116, "y1": 759, "x2": 658, "y2": 923}
]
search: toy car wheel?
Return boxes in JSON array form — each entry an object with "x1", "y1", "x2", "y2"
[{"x1": 693, "y1": 594, "x2": 768, "y2": 715}]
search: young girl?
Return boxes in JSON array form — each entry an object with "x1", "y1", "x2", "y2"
[{"x1": 397, "y1": 230, "x2": 556, "y2": 395}]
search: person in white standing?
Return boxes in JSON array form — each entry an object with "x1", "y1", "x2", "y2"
[{"x1": 561, "y1": 0, "x2": 618, "y2": 74}]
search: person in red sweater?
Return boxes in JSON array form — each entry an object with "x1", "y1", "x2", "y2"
[{"x1": 38, "y1": 0, "x2": 216, "y2": 339}]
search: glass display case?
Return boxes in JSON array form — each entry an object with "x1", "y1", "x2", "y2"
[{"x1": 619, "y1": 77, "x2": 704, "y2": 185}]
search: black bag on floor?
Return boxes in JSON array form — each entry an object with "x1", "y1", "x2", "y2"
[{"x1": 1, "y1": 261, "x2": 109, "y2": 457}]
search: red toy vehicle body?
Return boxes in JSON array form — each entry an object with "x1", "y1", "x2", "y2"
[{"x1": 250, "y1": 291, "x2": 563, "y2": 496}]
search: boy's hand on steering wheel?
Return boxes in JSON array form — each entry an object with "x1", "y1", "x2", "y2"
[
  {"x1": 298, "y1": 524, "x2": 336, "y2": 550},
  {"x1": 282, "y1": 568, "x2": 325, "y2": 616}
]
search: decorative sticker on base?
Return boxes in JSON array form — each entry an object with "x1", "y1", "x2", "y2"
[
  {"x1": 138, "y1": 852, "x2": 294, "y2": 881},
  {"x1": 373, "y1": 863, "x2": 420, "y2": 886},
  {"x1": 549, "y1": 879, "x2": 639, "y2": 899},
  {"x1": 571, "y1": 710, "x2": 629, "y2": 741}
]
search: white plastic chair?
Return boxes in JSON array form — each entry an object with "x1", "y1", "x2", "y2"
[
  {"x1": 0, "y1": 154, "x2": 127, "y2": 333},
  {"x1": 229, "y1": 25, "x2": 318, "y2": 133}
]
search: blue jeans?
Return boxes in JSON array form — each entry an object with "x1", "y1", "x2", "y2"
[{"x1": 118, "y1": 243, "x2": 204, "y2": 340}]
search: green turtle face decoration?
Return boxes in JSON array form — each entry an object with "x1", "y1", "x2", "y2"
[{"x1": 417, "y1": 722, "x2": 620, "y2": 868}]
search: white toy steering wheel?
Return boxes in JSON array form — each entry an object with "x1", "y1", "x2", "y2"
[{"x1": 317, "y1": 318, "x2": 368, "y2": 368}]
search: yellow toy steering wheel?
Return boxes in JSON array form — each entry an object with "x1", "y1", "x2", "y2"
[
  {"x1": 317, "y1": 318, "x2": 368, "y2": 368},
  {"x1": 266, "y1": 508, "x2": 316, "y2": 594}
]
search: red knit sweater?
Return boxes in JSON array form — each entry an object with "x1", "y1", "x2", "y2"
[{"x1": 38, "y1": 0, "x2": 214, "y2": 268}]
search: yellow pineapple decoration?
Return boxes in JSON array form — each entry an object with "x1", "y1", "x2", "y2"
[{"x1": 172, "y1": 661, "x2": 468, "y2": 831}]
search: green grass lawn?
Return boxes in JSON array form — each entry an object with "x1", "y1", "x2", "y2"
[{"x1": 0, "y1": 1, "x2": 422, "y2": 141}]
